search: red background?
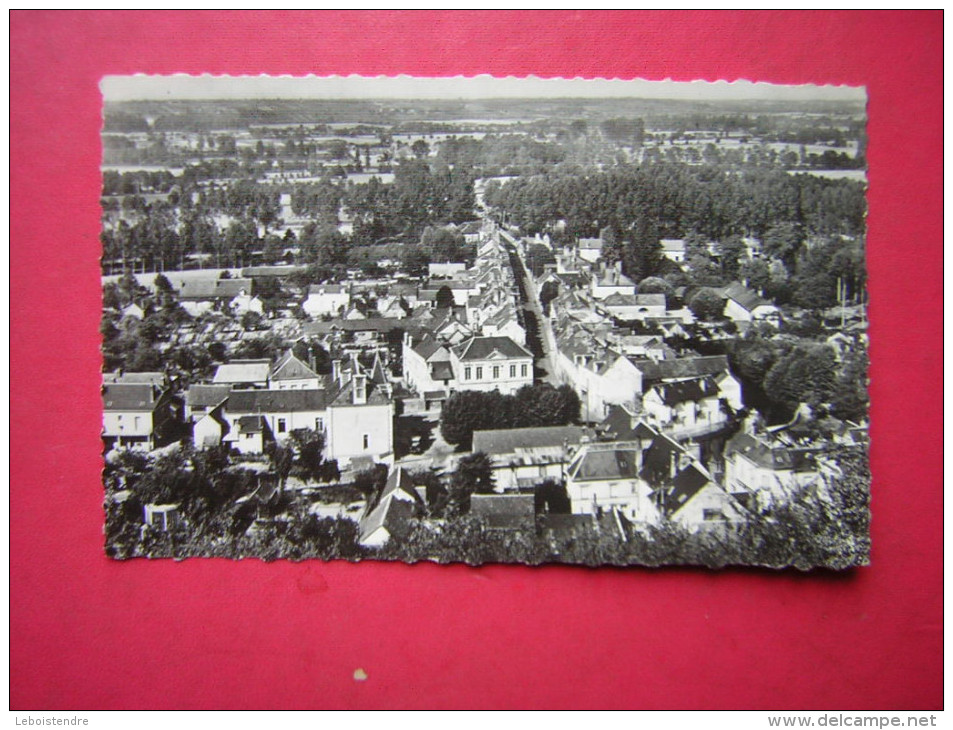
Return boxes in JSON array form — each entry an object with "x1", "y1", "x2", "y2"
[{"x1": 10, "y1": 11, "x2": 943, "y2": 710}]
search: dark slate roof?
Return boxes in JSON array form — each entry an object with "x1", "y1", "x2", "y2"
[
  {"x1": 556, "y1": 272, "x2": 589, "y2": 288},
  {"x1": 236, "y1": 415, "x2": 266, "y2": 434},
  {"x1": 635, "y1": 294, "x2": 667, "y2": 307},
  {"x1": 359, "y1": 467, "x2": 423, "y2": 543},
  {"x1": 725, "y1": 433, "x2": 817, "y2": 473},
  {"x1": 568, "y1": 445, "x2": 641, "y2": 482},
  {"x1": 179, "y1": 278, "x2": 252, "y2": 300},
  {"x1": 369, "y1": 354, "x2": 389, "y2": 385},
  {"x1": 472, "y1": 425, "x2": 586, "y2": 455},
  {"x1": 665, "y1": 465, "x2": 710, "y2": 513},
  {"x1": 302, "y1": 317, "x2": 410, "y2": 336},
  {"x1": 639, "y1": 435, "x2": 686, "y2": 485},
  {"x1": 241, "y1": 266, "x2": 304, "y2": 278},
  {"x1": 102, "y1": 371, "x2": 165, "y2": 386},
  {"x1": 452, "y1": 336, "x2": 532, "y2": 361},
  {"x1": 412, "y1": 337, "x2": 446, "y2": 360},
  {"x1": 359, "y1": 497, "x2": 415, "y2": 544},
  {"x1": 629, "y1": 355, "x2": 730, "y2": 383},
  {"x1": 722, "y1": 281, "x2": 770, "y2": 312},
  {"x1": 470, "y1": 494, "x2": 535, "y2": 529},
  {"x1": 650, "y1": 377, "x2": 718, "y2": 406},
  {"x1": 226, "y1": 388, "x2": 329, "y2": 414},
  {"x1": 600, "y1": 406, "x2": 658, "y2": 442},
  {"x1": 431, "y1": 361, "x2": 455, "y2": 381},
  {"x1": 186, "y1": 384, "x2": 232, "y2": 408},
  {"x1": 329, "y1": 378, "x2": 391, "y2": 407},
  {"x1": 271, "y1": 351, "x2": 319, "y2": 381},
  {"x1": 103, "y1": 383, "x2": 158, "y2": 412}
]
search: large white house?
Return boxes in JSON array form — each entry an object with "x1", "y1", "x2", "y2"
[
  {"x1": 326, "y1": 372, "x2": 395, "y2": 469},
  {"x1": 721, "y1": 281, "x2": 781, "y2": 324},
  {"x1": 472, "y1": 425, "x2": 588, "y2": 492},
  {"x1": 402, "y1": 335, "x2": 454, "y2": 397},
  {"x1": 723, "y1": 432, "x2": 820, "y2": 511},
  {"x1": 449, "y1": 336, "x2": 534, "y2": 395},
  {"x1": 270, "y1": 349, "x2": 322, "y2": 390},
  {"x1": 566, "y1": 434, "x2": 748, "y2": 531},
  {"x1": 102, "y1": 383, "x2": 179, "y2": 452},
  {"x1": 302, "y1": 283, "x2": 350, "y2": 318}
]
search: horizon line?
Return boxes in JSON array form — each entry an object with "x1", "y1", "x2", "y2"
[{"x1": 101, "y1": 74, "x2": 867, "y2": 104}]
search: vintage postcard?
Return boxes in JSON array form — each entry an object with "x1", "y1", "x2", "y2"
[{"x1": 100, "y1": 75, "x2": 869, "y2": 568}]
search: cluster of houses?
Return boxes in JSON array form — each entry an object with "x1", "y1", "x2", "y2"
[
  {"x1": 104, "y1": 346, "x2": 395, "y2": 472},
  {"x1": 357, "y1": 412, "x2": 847, "y2": 547},
  {"x1": 103, "y1": 219, "x2": 857, "y2": 555},
  {"x1": 401, "y1": 227, "x2": 534, "y2": 406},
  {"x1": 351, "y1": 227, "x2": 845, "y2": 548}
]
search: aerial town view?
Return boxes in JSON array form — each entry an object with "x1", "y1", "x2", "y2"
[{"x1": 100, "y1": 77, "x2": 870, "y2": 568}]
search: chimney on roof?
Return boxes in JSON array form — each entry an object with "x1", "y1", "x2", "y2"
[
  {"x1": 331, "y1": 359, "x2": 341, "y2": 386},
  {"x1": 353, "y1": 374, "x2": 367, "y2": 405},
  {"x1": 670, "y1": 451, "x2": 678, "y2": 479}
]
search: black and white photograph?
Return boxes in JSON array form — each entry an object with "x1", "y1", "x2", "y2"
[{"x1": 100, "y1": 74, "x2": 870, "y2": 569}]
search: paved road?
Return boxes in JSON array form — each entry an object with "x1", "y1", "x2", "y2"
[{"x1": 501, "y1": 229, "x2": 560, "y2": 386}]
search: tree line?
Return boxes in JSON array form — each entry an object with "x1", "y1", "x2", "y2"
[
  {"x1": 484, "y1": 162, "x2": 866, "y2": 243},
  {"x1": 440, "y1": 383, "x2": 582, "y2": 449}
]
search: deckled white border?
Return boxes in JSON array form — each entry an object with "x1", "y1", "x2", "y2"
[{"x1": 101, "y1": 73, "x2": 866, "y2": 102}]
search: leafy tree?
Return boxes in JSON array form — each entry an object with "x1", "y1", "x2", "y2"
[
  {"x1": 539, "y1": 279, "x2": 559, "y2": 315},
  {"x1": 291, "y1": 339, "x2": 332, "y2": 374},
  {"x1": 102, "y1": 283, "x2": 122, "y2": 310},
  {"x1": 411, "y1": 139, "x2": 431, "y2": 159},
  {"x1": 207, "y1": 341, "x2": 227, "y2": 362},
  {"x1": 830, "y1": 346, "x2": 869, "y2": 422},
  {"x1": 637, "y1": 276, "x2": 673, "y2": 297},
  {"x1": 132, "y1": 450, "x2": 193, "y2": 505},
  {"x1": 290, "y1": 428, "x2": 327, "y2": 483},
  {"x1": 449, "y1": 451, "x2": 495, "y2": 515},
  {"x1": 728, "y1": 336, "x2": 780, "y2": 385},
  {"x1": 265, "y1": 443, "x2": 294, "y2": 492},
  {"x1": 718, "y1": 235, "x2": 746, "y2": 281},
  {"x1": 622, "y1": 213, "x2": 664, "y2": 282},
  {"x1": 353, "y1": 464, "x2": 389, "y2": 506},
  {"x1": 409, "y1": 469, "x2": 447, "y2": 517},
  {"x1": 435, "y1": 285, "x2": 455, "y2": 310},
  {"x1": 599, "y1": 226, "x2": 622, "y2": 267},
  {"x1": 240, "y1": 311, "x2": 263, "y2": 331},
  {"x1": 763, "y1": 344, "x2": 837, "y2": 412},
  {"x1": 762, "y1": 222, "x2": 804, "y2": 271},
  {"x1": 688, "y1": 287, "x2": 725, "y2": 321},
  {"x1": 440, "y1": 390, "x2": 497, "y2": 448},
  {"x1": 535, "y1": 478, "x2": 571, "y2": 514},
  {"x1": 401, "y1": 245, "x2": 432, "y2": 277},
  {"x1": 421, "y1": 226, "x2": 467, "y2": 263},
  {"x1": 300, "y1": 224, "x2": 348, "y2": 266},
  {"x1": 154, "y1": 273, "x2": 174, "y2": 293}
]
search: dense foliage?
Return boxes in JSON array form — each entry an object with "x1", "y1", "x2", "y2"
[
  {"x1": 440, "y1": 383, "x2": 582, "y2": 448},
  {"x1": 484, "y1": 163, "x2": 866, "y2": 242}
]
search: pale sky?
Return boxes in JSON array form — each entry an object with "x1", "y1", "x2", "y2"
[{"x1": 101, "y1": 74, "x2": 866, "y2": 103}]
